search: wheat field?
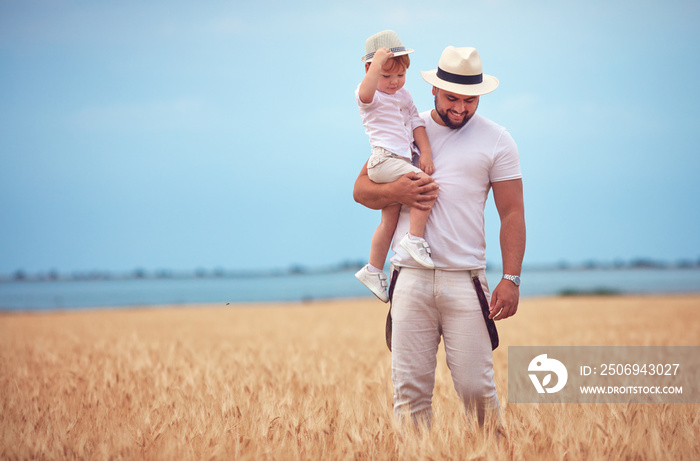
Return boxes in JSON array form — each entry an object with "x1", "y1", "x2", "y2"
[{"x1": 1, "y1": 294, "x2": 699, "y2": 460}]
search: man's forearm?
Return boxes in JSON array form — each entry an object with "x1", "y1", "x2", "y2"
[
  {"x1": 353, "y1": 164, "x2": 439, "y2": 211},
  {"x1": 353, "y1": 169, "x2": 399, "y2": 210},
  {"x1": 492, "y1": 179, "x2": 525, "y2": 275},
  {"x1": 500, "y1": 211, "x2": 526, "y2": 275}
]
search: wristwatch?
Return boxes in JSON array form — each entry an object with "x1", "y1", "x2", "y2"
[{"x1": 503, "y1": 274, "x2": 521, "y2": 286}]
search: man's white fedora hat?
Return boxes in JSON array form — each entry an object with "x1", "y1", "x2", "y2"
[
  {"x1": 421, "y1": 46, "x2": 499, "y2": 95},
  {"x1": 361, "y1": 30, "x2": 414, "y2": 63}
]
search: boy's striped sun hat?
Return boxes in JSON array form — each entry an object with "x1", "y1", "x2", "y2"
[{"x1": 361, "y1": 30, "x2": 414, "y2": 63}]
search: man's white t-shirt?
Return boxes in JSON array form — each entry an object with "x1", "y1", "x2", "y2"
[{"x1": 390, "y1": 111, "x2": 522, "y2": 270}]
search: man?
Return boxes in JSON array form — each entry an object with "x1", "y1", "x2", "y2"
[{"x1": 353, "y1": 46, "x2": 525, "y2": 427}]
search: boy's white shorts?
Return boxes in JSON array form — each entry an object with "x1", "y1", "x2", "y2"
[{"x1": 367, "y1": 146, "x2": 423, "y2": 184}]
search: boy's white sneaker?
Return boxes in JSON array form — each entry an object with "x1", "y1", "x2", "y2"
[
  {"x1": 355, "y1": 265, "x2": 389, "y2": 303},
  {"x1": 400, "y1": 234, "x2": 435, "y2": 269}
]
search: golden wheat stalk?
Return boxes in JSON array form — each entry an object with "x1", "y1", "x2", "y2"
[{"x1": 1, "y1": 295, "x2": 699, "y2": 459}]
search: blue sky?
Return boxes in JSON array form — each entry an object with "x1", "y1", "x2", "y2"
[{"x1": 1, "y1": 0, "x2": 699, "y2": 275}]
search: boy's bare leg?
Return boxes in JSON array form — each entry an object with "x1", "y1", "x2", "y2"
[
  {"x1": 369, "y1": 203, "x2": 401, "y2": 270},
  {"x1": 409, "y1": 206, "x2": 430, "y2": 238},
  {"x1": 408, "y1": 173, "x2": 435, "y2": 238}
]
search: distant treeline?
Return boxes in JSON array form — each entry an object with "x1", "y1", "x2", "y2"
[
  {"x1": 2, "y1": 257, "x2": 699, "y2": 283},
  {"x1": 2, "y1": 261, "x2": 366, "y2": 283}
]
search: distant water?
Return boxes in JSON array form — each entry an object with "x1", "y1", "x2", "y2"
[{"x1": 1, "y1": 268, "x2": 699, "y2": 311}]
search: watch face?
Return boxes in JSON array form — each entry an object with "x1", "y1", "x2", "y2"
[{"x1": 505, "y1": 274, "x2": 521, "y2": 286}]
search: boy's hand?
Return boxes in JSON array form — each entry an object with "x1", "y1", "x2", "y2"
[
  {"x1": 419, "y1": 153, "x2": 435, "y2": 176},
  {"x1": 371, "y1": 47, "x2": 394, "y2": 68}
]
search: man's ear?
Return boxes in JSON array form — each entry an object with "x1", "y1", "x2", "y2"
[{"x1": 365, "y1": 62, "x2": 372, "y2": 73}]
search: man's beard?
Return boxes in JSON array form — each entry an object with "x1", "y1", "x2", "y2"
[{"x1": 434, "y1": 97, "x2": 473, "y2": 129}]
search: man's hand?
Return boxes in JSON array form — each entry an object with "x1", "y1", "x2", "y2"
[
  {"x1": 393, "y1": 171, "x2": 438, "y2": 210},
  {"x1": 353, "y1": 162, "x2": 438, "y2": 211},
  {"x1": 489, "y1": 280, "x2": 519, "y2": 320}
]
